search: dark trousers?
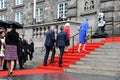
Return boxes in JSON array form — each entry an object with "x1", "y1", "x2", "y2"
[
  {"x1": 28, "y1": 52, "x2": 33, "y2": 60},
  {"x1": 18, "y1": 57, "x2": 24, "y2": 68},
  {"x1": 22, "y1": 52, "x2": 28, "y2": 63},
  {"x1": 58, "y1": 46, "x2": 65, "y2": 66},
  {"x1": 44, "y1": 46, "x2": 55, "y2": 65},
  {"x1": 50, "y1": 47, "x2": 56, "y2": 63}
]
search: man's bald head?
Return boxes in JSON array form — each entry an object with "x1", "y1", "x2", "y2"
[{"x1": 50, "y1": 25, "x2": 55, "y2": 31}]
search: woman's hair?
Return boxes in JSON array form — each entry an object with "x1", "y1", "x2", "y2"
[
  {"x1": 0, "y1": 31, "x2": 4, "y2": 35},
  {"x1": 64, "y1": 23, "x2": 70, "y2": 27}
]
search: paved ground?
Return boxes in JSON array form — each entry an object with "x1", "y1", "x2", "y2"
[{"x1": 0, "y1": 72, "x2": 119, "y2": 80}]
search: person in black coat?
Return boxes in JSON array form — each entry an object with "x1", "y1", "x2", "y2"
[
  {"x1": 56, "y1": 26, "x2": 68, "y2": 67},
  {"x1": 17, "y1": 35, "x2": 25, "y2": 69},
  {"x1": 43, "y1": 26, "x2": 56, "y2": 66},
  {"x1": 19, "y1": 35, "x2": 28, "y2": 62},
  {"x1": 28, "y1": 38, "x2": 34, "y2": 60},
  {"x1": 4, "y1": 26, "x2": 19, "y2": 76}
]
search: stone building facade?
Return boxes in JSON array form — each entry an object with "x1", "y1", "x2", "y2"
[{"x1": 0, "y1": 0, "x2": 120, "y2": 48}]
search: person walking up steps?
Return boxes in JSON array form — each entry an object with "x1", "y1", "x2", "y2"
[
  {"x1": 56, "y1": 26, "x2": 67, "y2": 67},
  {"x1": 77, "y1": 17, "x2": 89, "y2": 53},
  {"x1": 43, "y1": 25, "x2": 56, "y2": 66}
]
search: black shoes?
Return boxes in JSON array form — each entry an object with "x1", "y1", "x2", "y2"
[
  {"x1": 43, "y1": 63, "x2": 47, "y2": 66},
  {"x1": 58, "y1": 64, "x2": 62, "y2": 67},
  {"x1": 20, "y1": 67, "x2": 25, "y2": 69},
  {"x1": 8, "y1": 71, "x2": 13, "y2": 76}
]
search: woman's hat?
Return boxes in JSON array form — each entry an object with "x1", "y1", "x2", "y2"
[{"x1": 85, "y1": 17, "x2": 89, "y2": 21}]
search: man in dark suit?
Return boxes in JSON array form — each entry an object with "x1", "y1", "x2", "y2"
[
  {"x1": 17, "y1": 35, "x2": 24, "y2": 69},
  {"x1": 28, "y1": 38, "x2": 34, "y2": 60},
  {"x1": 56, "y1": 26, "x2": 67, "y2": 67},
  {"x1": 43, "y1": 26, "x2": 56, "y2": 66}
]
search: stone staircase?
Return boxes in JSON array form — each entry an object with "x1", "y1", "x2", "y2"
[{"x1": 64, "y1": 43, "x2": 120, "y2": 76}]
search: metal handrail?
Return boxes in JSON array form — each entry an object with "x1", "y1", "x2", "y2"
[{"x1": 70, "y1": 33, "x2": 79, "y2": 53}]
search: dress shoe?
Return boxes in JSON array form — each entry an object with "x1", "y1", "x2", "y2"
[
  {"x1": 58, "y1": 64, "x2": 62, "y2": 67},
  {"x1": 20, "y1": 67, "x2": 25, "y2": 69},
  {"x1": 43, "y1": 63, "x2": 47, "y2": 66},
  {"x1": 50, "y1": 61, "x2": 54, "y2": 64}
]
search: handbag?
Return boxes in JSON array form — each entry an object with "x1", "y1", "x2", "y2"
[{"x1": 85, "y1": 35, "x2": 91, "y2": 40}]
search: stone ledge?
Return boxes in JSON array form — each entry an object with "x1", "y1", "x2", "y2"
[
  {"x1": 12, "y1": 4, "x2": 24, "y2": 9},
  {"x1": 101, "y1": 6, "x2": 114, "y2": 13},
  {"x1": 0, "y1": 8, "x2": 7, "y2": 12},
  {"x1": 24, "y1": 21, "x2": 80, "y2": 28},
  {"x1": 80, "y1": 10, "x2": 97, "y2": 16},
  {"x1": 100, "y1": 0, "x2": 113, "y2": 3}
]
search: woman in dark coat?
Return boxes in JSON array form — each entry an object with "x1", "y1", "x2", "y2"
[{"x1": 4, "y1": 25, "x2": 19, "y2": 76}]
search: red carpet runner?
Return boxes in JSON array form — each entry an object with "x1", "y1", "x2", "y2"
[
  {"x1": 36, "y1": 42, "x2": 104, "y2": 71},
  {"x1": 1, "y1": 37, "x2": 120, "y2": 77},
  {"x1": 0, "y1": 69, "x2": 62, "y2": 77}
]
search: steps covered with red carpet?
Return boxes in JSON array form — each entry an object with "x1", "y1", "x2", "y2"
[
  {"x1": 101, "y1": 37, "x2": 120, "y2": 42},
  {"x1": 36, "y1": 42, "x2": 104, "y2": 71}
]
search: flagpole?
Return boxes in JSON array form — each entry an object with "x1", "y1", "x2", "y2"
[{"x1": 33, "y1": 0, "x2": 36, "y2": 24}]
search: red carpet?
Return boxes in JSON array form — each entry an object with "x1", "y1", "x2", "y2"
[
  {"x1": 1, "y1": 37, "x2": 119, "y2": 77},
  {"x1": 37, "y1": 42, "x2": 105, "y2": 71},
  {"x1": 101, "y1": 37, "x2": 120, "y2": 42},
  {"x1": 0, "y1": 69, "x2": 62, "y2": 77}
]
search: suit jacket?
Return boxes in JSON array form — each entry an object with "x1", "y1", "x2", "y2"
[
  {"x1": 56, "y1": 31, "x2": 67, "y2": 47},
  {"x1": 44, "y1": 30, "x2": 55, "y2": 47},
  {"x1": 17, "y1": 38, "x2": 24, "y2": 57},
  {"x1": 28, "y1": 42, "x2": 34, "y2": 53}
]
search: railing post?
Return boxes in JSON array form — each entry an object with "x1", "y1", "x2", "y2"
[
  {"x1": 119, "y1": 26, "x2": 120, "y2": 36},
  {"x1": 90, "y1": 27, "x2": 92, "y2": 43},
  {"x1": 72, "y1": 36, "x2": 74, "y2": 53},
  {"x1": 112, "y1": 17, "x2": 114, "y2": 42}
]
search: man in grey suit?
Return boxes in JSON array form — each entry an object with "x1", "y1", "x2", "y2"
[
  {"x1": 43, "y1": 26, "x2": 56, "y2": 66},
  {"x1": 56, "y1": 26, "x2": 68, "y2": 67}
]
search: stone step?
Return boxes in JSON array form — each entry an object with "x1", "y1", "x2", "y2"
[
  {"x1": 69, "y1": 65, "x2": 120, "y2": 72},
  {"x1": 64, "y1": 68, "x2": 119, "y2": 76},
  {"x1": 80, "y1": 58, "x2": 120, "y2": 62},
  {"x1": 104, "y1": 43, "x2": 120, "y2": 45},
  {"x1": 95, "y1": 48, "x2": 120, "y2": 52},
  {"x1": 100, "y1": 46, "x2": 120, "y2": 49},
  {"x1": 90, "y1": 52, "x2": 120, "y2": 55},
  {"x1": 86, "y1": 55, "x2": 120, "y2": 59},
  {"x1": 75, "y1": 61, "x2": 120, "y2": 67},
  {"x1": 99, "y1": 45, "x2": 120, "y2": 48}
]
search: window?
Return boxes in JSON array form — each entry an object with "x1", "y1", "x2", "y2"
[
  {"x1": 36, "y1": 8, "x2": 43, "y2": 22},
  {"x1": 0, "y1": 0, "x2": 6, "y2": 9},
  {"x1": 15, "y1": 0, "x2": 23, "y2": 5},
  {"x1": 15, "y1": 12, "x2": 22, "y2": 24},
  {"x1": 0, "y1": 15, "x2": 5, "y2": 20},
  {"x1": 58, "y1": 2, "x2": 68, "y2": 18}
]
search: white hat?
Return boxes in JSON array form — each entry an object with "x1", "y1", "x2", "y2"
[{"x1": 64, "y1": 23, "x2": 70, "y2": 27}]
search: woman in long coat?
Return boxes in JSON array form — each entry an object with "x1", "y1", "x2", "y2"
[
  {"x1": 78, "y1": 17, "x2": 89, "y2": 53},
  {"x1": 4, "y1": 25, "x2": 19, "y2": 76}
]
